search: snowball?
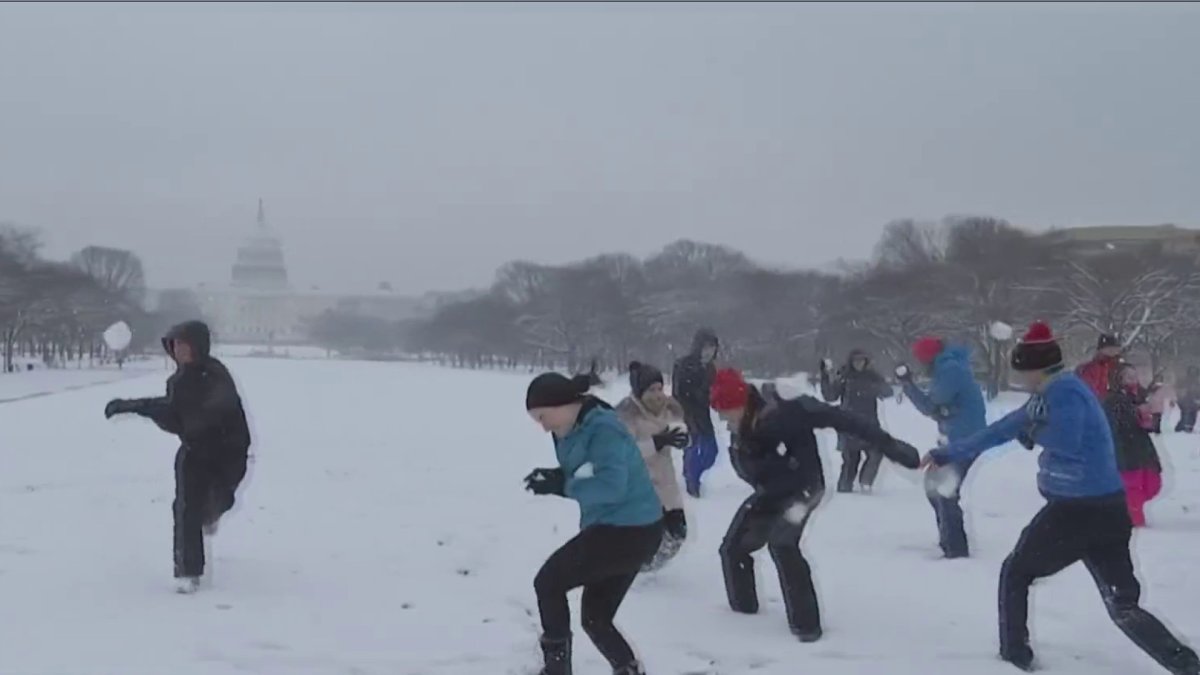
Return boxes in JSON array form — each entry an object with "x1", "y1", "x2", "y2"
[
  {"x1": 573, "y1": 462, "x2": 595, "y2": 479},
  {"x1": 924, "y1": 464, "x2": 962, "y2": 498},
  {"x1": 103, "y1": 321, "x2": 133, "y2": 352},
  {"x1": 989, "y1": 321, "x2": 1014, "y2": 342}
]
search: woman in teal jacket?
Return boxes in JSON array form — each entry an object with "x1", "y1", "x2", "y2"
[{"x1": 524, "y1": 371, "x2": 664, "y2": 675}]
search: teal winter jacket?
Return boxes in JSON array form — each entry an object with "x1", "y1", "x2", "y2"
[{"x1": 554, "y1": 398, "x2": 664, "y2": 529}]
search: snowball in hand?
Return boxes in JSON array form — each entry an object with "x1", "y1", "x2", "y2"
[
  {"x1": 573, "y1": 462, "x2": 595, "y2": 479},
  {"x1": 925, "y1": 463, "x2": 961, "y2": 498},
  {"x1": 103, "y1": 321, "x2": 133, "y2": 351}
]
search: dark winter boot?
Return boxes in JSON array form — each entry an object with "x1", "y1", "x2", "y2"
[
  {"x1": 612, "y1": 662, "x2": 645, "y2": 675},
  {"x1": 1166, "y1": 646, "x2": 1200, "y2": 675},
  {"x1": 792, "y1": 627, "x2": 822, "y2": 643},
  {"x1": 1000, "y1": 646, "x2": 1036, "y2": 672},
  {"x1": 538, "y1": 635, "x2": 572, "y2": 675}
]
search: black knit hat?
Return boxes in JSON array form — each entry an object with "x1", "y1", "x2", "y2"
[
  {"x1": 1098, "y1": 333, "x2": 1121, "y2": 350},
  {"x1": 1011, "y1": 321, "x2": 1064, "y2": 372},
  {"x1": 526, "y1": 372, "x2": 593, "y2": 410},
  {"x1": 628, "y1": 361, "x2": 664, "y2": 399}
]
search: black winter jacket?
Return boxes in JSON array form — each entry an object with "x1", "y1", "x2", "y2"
[
  {"x1": 820, "y1": 352, "x2": 892, "y2": 421},
  {"x1": 1104, "y1": 388, "x2": 1161, "y2": 473},
  {"x1": 136, "y1": 321, "x2": 251, "y2": 460},
  {"x1": 672, "y1": 329, "x2": 718, "y2": 436},
  {"x1": 730, "y1": 388, "x2": 915, "y2": 505}
]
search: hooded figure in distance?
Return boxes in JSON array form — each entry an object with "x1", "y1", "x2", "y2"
[
  {"x1": 104, "y1": 321, "x2": 251, "y2": 594},
  {"x1": 672, "y1": 328, "x2": 720, "y2": 497}
]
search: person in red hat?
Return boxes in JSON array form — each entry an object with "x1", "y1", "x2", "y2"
[
  {"x1": 923, "y1": 322, "x2": 1199, "y2": 674},
  {"x1": 709, "y1": 367, "x2": 920, "y2": 642},
  {"x1": 1076, "y1": 333, "x2": 1127, "y2": 402},
  {"x1": 896, "y1": 335, "x2": 987, "y2": 559}
]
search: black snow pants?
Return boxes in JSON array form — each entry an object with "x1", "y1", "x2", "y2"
[
  {"x1": 1176, "y1": 402, "x2": 1198, "y2": 433},
  {"x1": 999, "y1": 494, "x2": 1200, "y2": 673},
  {"x1": 174, "y1": 446, "x2": 247, "y2": 578},
  {"x1": 837, "y1": 436, "x2": 883, "y2": 492},
  {"x1": 720, "y1": 491, "x2": 823, "y2": 636},
  {"x1": 534, "y1": 522, "x2": 663, "y2": 668}
]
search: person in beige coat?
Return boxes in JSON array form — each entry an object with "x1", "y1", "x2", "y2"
[{"x1": 616, "y1": 361, "x2": 690, "y2": 571}]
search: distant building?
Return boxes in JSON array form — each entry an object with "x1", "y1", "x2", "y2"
[
  {"x1": 174, "y1": 200, "x2": 425, "y2": 345},
  {"x1": 1042, "y1": 224, "x2": 1200, "y2": 258}
]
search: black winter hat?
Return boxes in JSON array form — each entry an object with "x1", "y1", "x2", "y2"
[
  {"x1": 1011, "y1": 321, "x2": 1064, "y2": 372},
  {"x1": 628, "y1": 361, "x2": 664, "y2": 399},
  {"x1": 1098, "y1": 333, "x2": 1121, "y2": 350},
  {"x1": 526, "y1": 372, "x2": 594, "y2": 410}
]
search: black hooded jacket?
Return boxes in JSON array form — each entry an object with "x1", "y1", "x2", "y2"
[
  {"x1": 820, "y1": 350, "x2": 892, "y2": 421},
  {"x1": 139, "y1": 321, "x2": 251, "y2": 458},
  {"x1": 672, "y1": 329, "x2": 719, "y2": 436},
  {"x1": 730, "y1": 388, "x2": 916, "y2": 504}
]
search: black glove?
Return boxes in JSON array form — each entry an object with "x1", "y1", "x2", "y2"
[
  {"x1": 524, "y1": 467, "x2": 566, "y2": 497},
  {"x1": 653, "y1": 428, "x2": 689, "y2": 451},
  {"x1": 884, "y1": 438, "x2": 922, "y2": 469},
  {"x1": 104, "y1": 398, "x2": 142, "y2": 419},
  {"x1": 894, "y1": 364, "x2": 913, "y2": 383}
]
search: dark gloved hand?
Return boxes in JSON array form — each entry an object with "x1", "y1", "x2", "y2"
[
  {"x1": 524, "y1": 467, "x2": 566, "y2": 496},
  {"x1": 653, "y1": 428, "x2": 689, "y2": 451},
  {"x1": 104, "y1": 398, "x2": 141, "y2": 419},
  {"x1": 894, "y1": 364, "x2": 913, "y2": 382},
  {"x1": 885, "y1": 438, "x2": 922, "y2": 469},
  {"x1": 933, "y1": 405, "x2": 953, "y2": 421}
]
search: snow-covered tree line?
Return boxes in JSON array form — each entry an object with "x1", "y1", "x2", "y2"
[
  {"x1": 407, "y1": 216, "x2": 1200, "y2": 388},
  {"x1": 0, "y1": 224, "x2": 173, "y2": 371}
]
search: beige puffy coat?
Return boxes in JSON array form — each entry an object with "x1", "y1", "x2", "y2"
[{"x1": 616, "y1": 395, "x2": 686, "y2": 512}]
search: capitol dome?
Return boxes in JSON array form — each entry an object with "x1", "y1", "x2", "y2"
[{"x1": 231, "y1": 199, "x2": 289, "y2": 290}]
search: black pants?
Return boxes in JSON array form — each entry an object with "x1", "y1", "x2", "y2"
[
  {"x1": 1152, "y1": 413, "x2": 1164, "y2": 434},
  {"x1": 174, "y1": 447, "x2": 247, "y2": 578},
  {"x1": 1177, "y1": 404, "x2": 1197, "y2": 432},
  {"x1": 720, "y1": 492, "x2": 822, "y2": 635},
  {"x1": 999, "y1": 496, "x2": 1199, "y2": 672},
  {"x1": 837, "y1": 437, "x2": 882, "y2": 491},
  {"x1": 534, "y1": 522, "x2": 663, "y2": 668}
]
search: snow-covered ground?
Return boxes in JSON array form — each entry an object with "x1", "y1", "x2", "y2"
[
  {"x1": 1, "y1": 359, "x2": 1198, "y2": 675},
  {"x1": 0, "y1": 360, "x2": 165, "y2": 403}
]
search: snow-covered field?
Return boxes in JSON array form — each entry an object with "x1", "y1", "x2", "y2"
[{"x1": 1, "y1": 359, "x2": 1198, "y2": 675}]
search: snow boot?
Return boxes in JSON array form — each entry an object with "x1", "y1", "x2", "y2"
[
  {"x1": 537, "y1": 635, "x2": 572, "y2": 675},
  {"x1": 174, "y1": 576, "x2": 201, "y2": 595},
  {"x1": 792, "y1": 627, "x2": 822, "y2": 643},
  {"x1": 612, "y1": 662, "x2": 645, "y2": 675},
  {"x1": 1001, "y1": 646, "x2": 1036, "y2": 672},
  {"x1": 1166, "y1": 646, "x2": 1200, "y2": 675}
]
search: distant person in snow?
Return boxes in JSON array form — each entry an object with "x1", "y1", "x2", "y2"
[
  {"x1": 1176, "y1": 366, "x2": 1200, "y2": 433},
  {"x1": 923, "y1": 322, "x2": 1199, "y2": 674},
  {"x1": 103, "y1": 321, "x2": 251, "y2": 594},
  {"x1": 1106, "y1": 365, "x2": 1164, "y2": 527},
  {"x1": 616, "y1": 361, "x2": 690, "y2": 572},
  {"x1": 819, "y1": 350, "x2": 894, "y2": 493},
  {"x1": 672, "y1": 328, "x2": 720, "y2": 497},
  {"x1": 524, "y1": 371, "x2": 663, "y2": 675},
  {"x1": 896, "y1": 337, "x2": 987, "y2": 559},
  {"x1": 1076, "y1": 333, "x2": 1127, "y2": 403},
  {"x1": 709, "y1": 368, "x2": 919, "y2": 642}
]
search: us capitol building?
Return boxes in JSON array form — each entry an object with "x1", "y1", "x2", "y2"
[{"x1": 184, "y1": 201, "x2": 425, "y2": 346}]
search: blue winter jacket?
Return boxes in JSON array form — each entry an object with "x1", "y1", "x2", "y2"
[
  {"x1": 554, "y1": 399, "x2": 664, "y2": 529},
  {"x1": 931, "y1": 373, "x2": 1125, "y2": 500},
  {"x1": 903, "y1": 345, "x2": 988, "y2": 447}
]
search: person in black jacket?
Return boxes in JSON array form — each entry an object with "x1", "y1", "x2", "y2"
[
  {"x1": 1107, "y1": 365, "x2": 1164, "y2": 527},
  {"x1": 709, "y1": 368, "x2": 920, "y2": 641},
  {"x1": 1177, "y1": 366, "x2": 1200, "y2": 433},
  {"x1": 104, "y1": 321, "x2": 251, "y2": 593},
  {"x1": 820, "y1": 349, "x2": 894, "y2": 493},
  {"x1": 672, "y1": 328, "x2": 720, "y2": 497}
]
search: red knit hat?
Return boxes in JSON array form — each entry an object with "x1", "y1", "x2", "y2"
[
  {"x1": 1011, "y1": 321, "x2": 1063, "y2": 372},
  {"x1": 710, "y1": 368, "x2": 750, "y2": 411},
  {"x1": 911, "y1": 337, "x2": 944, "y2": 365}
]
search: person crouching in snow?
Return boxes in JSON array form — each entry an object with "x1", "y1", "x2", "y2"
[
  {"x1": 1107, "y1": 365, "x2": 1164, "y2": 527},
  {"x1": 922, "y1": 322, "x2": 1199, "y2": 674},
  {"x1": 103, "y1": 321, "x2": 251, "y2": 594},
  {"x1": 524, "y1": 371, "x2": 664, "y2": 675},
  {"x1": 709, "y1": 368, "x2": 920, "y2": 642},
  {"x1": 616, "y1": 361, "x2": 690, "y2": 572}
]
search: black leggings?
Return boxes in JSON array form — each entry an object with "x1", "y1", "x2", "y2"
[
  {"x1": 534, "y1": 522, "x2": 662, "y2": 667},
  {"x1": 1000, "y1": 496, "x2": 1198, "y2": 671},
  {"x1": 174, "y1": 448, "x2": 246, "y2": 578}
]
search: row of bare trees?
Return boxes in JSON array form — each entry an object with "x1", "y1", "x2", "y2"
[
  {"x1": 0, "y1": 224, "x2": 179, "y2": 372},
  {"x1": 407, "y1": 216, "x2": 1200, "y2": 393}
]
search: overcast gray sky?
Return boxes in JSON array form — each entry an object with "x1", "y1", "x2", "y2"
[{"x1": 1, "y1": 2, "x2": 1198, "y2": 294}]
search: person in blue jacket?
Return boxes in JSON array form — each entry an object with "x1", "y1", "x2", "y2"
[
  {"x1": 923, "y1": 322, "x2": 1200, "y2": 674},
  {"x1": 524, "y1": 371, "x2": 664, "y2": 675},
  {"x1": 898, "y1": 337, "x2": 987, "y2": 558}
]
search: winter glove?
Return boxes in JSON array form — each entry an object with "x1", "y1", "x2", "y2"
[
  {"x1": 652, "y1": 428, "x2": 690, "y2": 451},
  {"x1": 104, "y1": 398, "x2": 144, "y2": 419},
  {"x1": 524, "y1": 467, "x2": 566, "y2": 497},
  {"x1": 1017, "y1": 429, "x2": 1037, "y2": 450},
  {"x1": 894, "y1": 364, "x2": 913, "y2": 383}
]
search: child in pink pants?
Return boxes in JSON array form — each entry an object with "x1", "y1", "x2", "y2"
[{"x1": 1107, "y1": 368, "x2": 1164, "y2": 526}]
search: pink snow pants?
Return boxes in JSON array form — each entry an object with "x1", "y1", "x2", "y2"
[{"x1": 1121, "y1": 469, "x2": 1163, "y2": 527}]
